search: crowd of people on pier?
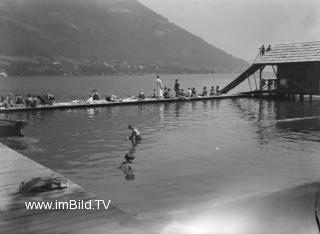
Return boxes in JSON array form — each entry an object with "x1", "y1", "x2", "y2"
[
  {"x1": 0, "y1": 93, "x2": 55, "y2": 108},
  {"x1": 0, "y1": 75, "x2": 222, "y2": 109},
  {"x1": 85, "y1": 76, "x2": 221, "y2": 102},
  {"x1": 151, "y1": 75, "x2": 221, "y2": 99}
]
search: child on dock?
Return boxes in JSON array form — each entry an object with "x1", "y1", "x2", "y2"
[
  {"x1": 202, "y1": 86, "x2": 208, "y2": 96},
  {"x1": 210, "y1": 86, "x2": 215, "y2": 96}
]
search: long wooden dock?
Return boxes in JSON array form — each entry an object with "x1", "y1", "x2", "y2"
[
  {"x1": 0, "y1": 143, "x2": 146, "y2": 234},
  {"x1": 0, "y1": 94, "x2": 249, "y2": 113}
]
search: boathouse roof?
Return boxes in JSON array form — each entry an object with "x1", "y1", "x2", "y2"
[{"x1": 254, "y1": 41, "x2": 320, "y2": 64}]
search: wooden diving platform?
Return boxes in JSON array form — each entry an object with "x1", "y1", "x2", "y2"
[
  {"x1": 222, "y1": 41, "x2": 320, "y2": 95},
  {"x1": 0, "y1": 94, "x2": 250, "y2": 113},
  {"x1": 0, "y1": 143, "x2": 146, "y2": 234}
]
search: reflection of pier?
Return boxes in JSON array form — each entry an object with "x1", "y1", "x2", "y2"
[{"x1": 221, "y1": 41, "x2": 320, "y2": 102}]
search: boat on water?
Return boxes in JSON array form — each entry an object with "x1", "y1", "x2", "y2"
[
  {"x1": 0, "y1": 72, "x2": 8, "y2": 78},
  {"x1": 0, "y1": 119, "x2": 27, "y2": 137}
]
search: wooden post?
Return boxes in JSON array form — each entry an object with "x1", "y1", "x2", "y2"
[
  {"x1": 253, "y1": 73, "x2": 258, "y2": 90},
  {"x1": 299, "y1": 94, "x2": 304, "y2": 101},
  {"x1": 259, "y1": 67, "x2": 263, "y2": 98},
  {"x1": 247, "y1": 77, "x2": 252, "y2": 91},
  {"x1": 309, "y1": 94, "x2": 313, "y2": 102}
]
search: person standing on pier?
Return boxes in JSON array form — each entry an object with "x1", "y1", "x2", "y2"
[
  {"x1": 174, "y1": 79, "x2": 180, "y2": 96},
  {"x1": 259, "y1": 44, "x2": 265, "y2": 56},
  {"x1": 210, "y1": 86, "x2": 215, "y2": 96},
  {"x1": 216, "y1": 86, "x2": 220, "y2": 95},
  {"x1": 202, "y1": 86, "x2": 208, "y2": 96},
  {"x1": 156, "y1": 75, "x2": 164, "y2": 98}
]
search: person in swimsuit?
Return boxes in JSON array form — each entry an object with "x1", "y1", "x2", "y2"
[{"x1": 127, "y1": 124, "x2": 142, "y2": 142}]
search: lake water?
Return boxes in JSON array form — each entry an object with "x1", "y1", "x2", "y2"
[{"x1": 1, "y1": 74, "x2": 320, "y2": 234}]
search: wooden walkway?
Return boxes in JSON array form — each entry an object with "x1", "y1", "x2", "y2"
[
  {"x1": 0, "y1": 143, "x2": 147, "y2": 234},
  {"x1": 0, "y1": 94, "x2": 249, "y2": 113}
]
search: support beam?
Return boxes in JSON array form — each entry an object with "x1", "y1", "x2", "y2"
[
  {"x1": 299, "y1": 94, "x2": 304, "y2": 102},
  {"x1": 247, "y1": 77, "x2": 252, "y2": 91},
  {"x1": 253, "y1": 73, "x2": 258, "y2": 90}
]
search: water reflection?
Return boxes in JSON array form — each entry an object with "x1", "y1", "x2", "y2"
[{"x1": 119, "y1": 140, "x2": 139, "y2": 181}]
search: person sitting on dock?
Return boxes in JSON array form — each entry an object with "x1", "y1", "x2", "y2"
[
  {"x1": 191, "y1": 88, "x2": 197, "y2": 97},
  {"x1": 92, "y1": 89, "x2": 100, "y2": 101},
  {"x1": 164, "y1": 87, "x2": 171, "y2": 98},
  {"x1": 174, "y1": 79, "x2": 180, "y2": 96},
  {"x1": 138, "y1": 90, "x2": 145, "y2": 99},
  {"x1": 202, "y1": 86, "x2": 208, "y2": 96},
  {"x1": 127, "y1": 125, "x2": 142, "y2": 143},
  {"x1": 216, "y1": 86, "x2": 220, "y2": 95},
  {"x1": 179, "y1": 89, "x2": 186, "y2": 97},
  {"x1": 163, "y1": 86, "x2": 168, "y2": 96},
  {"x1": 186, "y1": 88, "x2": 192, "y2": 97},
  {"x1": 152, "y1": 89, "x2": 157, "y2": 98},
  {"x1": 5, "y1": 94, "x2": 14, "y2": 108},
  {"x1": 47, "y1": 93, "x2": 55, "y2": 105},
  {"x1": 30, "y1": 95, "x2": 38, "y2": 108},
  {"x1": 25, "y1": 94, "x2": 33, "y2": 108},
  {"x1": 15, "y1": 95, "x2": 24, "y2": 105},
  {"x1": 0, "y1": 96, "x2": 5, "y2": 108},
  {"x1": 210, "y1": 86, "x2": 215, "y2": 96},
  {"x1": 266, "y1": 44, "x2": 271, "y2": 52}
]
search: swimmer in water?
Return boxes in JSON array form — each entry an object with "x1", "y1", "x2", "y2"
[{"x1": 127, "y1": 125, "x2": 142, "y2": 143}]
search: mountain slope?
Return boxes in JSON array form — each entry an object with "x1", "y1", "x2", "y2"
[{"x1": 0, "y1": 0, "x2": 249, "y2": 75}]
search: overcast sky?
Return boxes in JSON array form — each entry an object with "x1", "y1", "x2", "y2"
[{"x1": 138, "y1": 0, "x2": 320, "y2": 62}]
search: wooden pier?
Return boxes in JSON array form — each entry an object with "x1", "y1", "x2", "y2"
[
  {"x1": 0, "y1": 143, "x2": 146, "y2": 234},
  {"x1": 0, "y1": 94, "x2": 249, "y2": 113}
]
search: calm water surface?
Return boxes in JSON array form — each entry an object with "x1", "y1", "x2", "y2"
[{"x1": 1, "y1": 74, "x2": 320, "y2": 233}]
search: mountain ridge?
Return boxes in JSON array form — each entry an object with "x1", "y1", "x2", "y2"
[{"x1": 0, "y1": 0, "x2": 249, "y2": 75}]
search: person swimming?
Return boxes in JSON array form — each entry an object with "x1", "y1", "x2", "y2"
[{"x1": 127, "y1": 125, "x2": 142, "y2": 142}]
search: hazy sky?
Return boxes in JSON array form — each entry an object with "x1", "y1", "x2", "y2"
[{"x1": 138, "y1": 0, "x2": 320, "y2": 61}]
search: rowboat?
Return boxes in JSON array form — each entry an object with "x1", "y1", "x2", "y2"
[{"x1": 0, "y1": 119, "x2": 27, "y2": 137}]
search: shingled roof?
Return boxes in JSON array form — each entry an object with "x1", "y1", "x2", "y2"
[{"x1": 254, "y1": 41, "x2": 320, "y2": 64}]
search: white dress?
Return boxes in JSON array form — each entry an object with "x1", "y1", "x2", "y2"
[{"x1": 156, "y1": 78, "x2": 163, "y2": 98}]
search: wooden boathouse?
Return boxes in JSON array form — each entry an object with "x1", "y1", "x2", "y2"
[{"x1": 221, "y1": 41, "x2": 320, "y2": 100}]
